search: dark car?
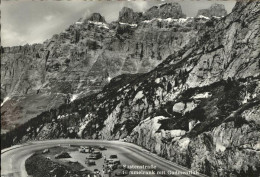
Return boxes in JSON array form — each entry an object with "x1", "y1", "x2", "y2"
[
  {"x1": 89, "y1": 151, "x2": 102, "y2": 159},
  {"x1": 79, "y1": 147, "x2": 85, "y2": 153},
  {"x1": 85, "y1": 159, "x2": 96, "y2": 166},
  {"x1": 99, "y1": 146, "x2": 107, "y2": 150},
  {"x1": 108, "y1": 162, "x2": 118, "y2": 170},
  {"x1": 79, "y1": 146, "x2": 92, "y2": 153},
  {"x1": 109, "y1": 155, "x2": 118, "y2": 159},
  {"x1": 94, "y1": 169, "x2": 100, "y2": 174},
  {"x1": 107, "y1": 159, "x2": 121, "y2": 170}
]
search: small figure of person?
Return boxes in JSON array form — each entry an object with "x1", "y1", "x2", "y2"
[
  {"x1": 102, "y1": 168, "x2": 105, "y2": 177},
  {"x1": 108, "y1": 169, "x2": 111, "y2": 177},
  {"x1": 66, "y1": 94, "x2": 71, "y2": 104}
]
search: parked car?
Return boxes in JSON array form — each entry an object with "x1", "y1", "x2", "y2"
[
  {"x1": 85, "y1": 146, "x2": 92, "y2": 153},
  {"x1": 99, "y1": 146, "x2": 107, "y2": 150},
  {"x1": 107, "y1": 161, "x2": 118, "y2": 170},
  {"x1": 89, "y1": 150, "x2": 102, "y2": 159},
  {"x1": 109, "y1": 155, "x2": 118, "y2": 159},
  {"x1": 110, "y1": 158, "x2": 120, "y2": 165},
  {"x1": 94, "y1": 169, "x2": 100, "y2": 174},
  {"x1": 79, "y1": 147, "x2": 85, "y2": 153},
  {"x1": 79, "y1": 146, "x2": 92, "y2": 153},
  {"x1": 119, "y1": 138, "x2": 128, "y2": 142},
  {"x1": 107, "y1": 159, "x2": 120, "y2": 170},
  {"x1": 89, "y1": 147, "x2": 94, "y2": 153},
  {"x1": 85, "y1": 159, "x2": 96, "y2": 166}
]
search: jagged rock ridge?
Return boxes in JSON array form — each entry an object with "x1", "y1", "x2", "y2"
[{"x1": 118, "y1": 3, "x2": 186, "y2": 24}]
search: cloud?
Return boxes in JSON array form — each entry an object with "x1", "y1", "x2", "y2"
[
  {"x1": 44, "y1": 15, "x2": 54, "y2": 22},
  {"x1": 81, "y1": 9, "x2": 91, "y2": 21},
  {"x1": 1, "y1": 25, "x2": 29, "y2": 46},
  {"x1": 131, "y1": 1, "x2": 149, "y2": 12}
]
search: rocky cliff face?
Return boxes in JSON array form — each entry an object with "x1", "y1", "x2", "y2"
[
  {"x1": 118, "y1": 7, "x2": 143, "y2": 24},
  {"x1": 1, "y1": 1, "x2": 260, "y2": 177},
  {"x1": 1, "y1": 3, "x2": 211, "y2": 133},
  {"x1": 144, "y1": 3, "x2": 186, "y2": 20},
  {"x1": 197, "y1": 4, "x2": 227, "y2": 18}
]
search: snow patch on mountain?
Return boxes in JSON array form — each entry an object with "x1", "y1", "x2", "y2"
[
  {"x1": 192, "y1": 92, "x2": 212, "y2": 99},
  {"x1": 178, "y1": 137, "x2": 190, "y2": 151},
  {"x1": 197, "y1": 15, "x2": 210, "y2": 20},
  {"x1": 119, "y1": 22, "x2": 138, "y2": 27},
  {"x1": 142, "y1": 17, "x2": 193, "y2": 24},
  {"x1": 88, "y1": 21, "x2": 109, "y2": 29},
  {"x1": 77, "y1": 120, "x2": 90, "y2": 138},
  {"x1": 1, "y1": 97, "x2": 10, "y2": 107},
  {"x1": 133, "y1": 91, "x2": 144, "y2": 101}
]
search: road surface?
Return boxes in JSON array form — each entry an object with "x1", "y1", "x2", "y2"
[{"x1": 1, "y1": 139, "x2": 207, "y2": 177}]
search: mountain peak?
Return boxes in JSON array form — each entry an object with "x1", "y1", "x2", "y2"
[
  {"x1": 144, "y1": 2, "x2": 186, "y2": 20},
  {"x1": 86, "y1": 13, "x2": 106, "y2": 23},
  {"x1": 118, "y1": 7, "x2": 143, "y2": 24},
  {"x1": 197, "y1": 3, "x2": 227, "y2": 18}
]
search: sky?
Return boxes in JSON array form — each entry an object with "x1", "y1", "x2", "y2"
[{"x1": 1, "y1": 0, "x2": 236, "y2": 47}]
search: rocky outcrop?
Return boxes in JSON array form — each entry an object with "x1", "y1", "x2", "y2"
[
  {"x1": 197, "y1": 4, "x2": 227, "y2": 18},
  {"x1": 118, "y1": 7, "x2": 143, "y2": 24},
  {"x1": 144, "y1": 3, "x2": 186, "y2": 20},
  {"x1": 129, "y1": 78, "x2": 260, "y2": 176},
  {"x1": 86, "y1": 13, "x2": 106, "y2": 23},
  {"x1": 1, "y1": 1, "x2": 260, "y2": 176}
]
